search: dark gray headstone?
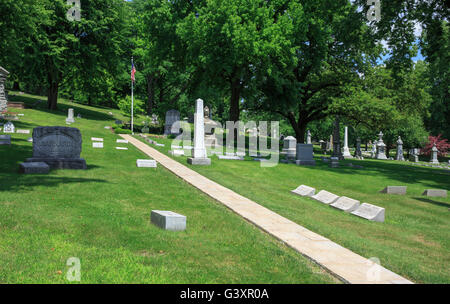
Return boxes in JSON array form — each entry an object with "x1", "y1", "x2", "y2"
[
  {"x1": 295, "y1": 144, "x2": 315, "y2": 166},
  {"x1": 0, "y1": 135, "x2": 11, "y2": 145},
  {"x1": 25, "y1": 126, "x2": 87, "y2": 169}
]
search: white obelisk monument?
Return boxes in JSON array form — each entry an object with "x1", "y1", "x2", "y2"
[
  {"x1": 342, "y1": 126, "x2": 352, "y2": 158},
  {"x1": 188, "y1": 98, "x2": 211, "y2": 165}
]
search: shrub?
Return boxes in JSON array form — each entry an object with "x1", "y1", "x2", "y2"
[{"x1": 421, "y1": 134, "x2": 450, "y2": 157}]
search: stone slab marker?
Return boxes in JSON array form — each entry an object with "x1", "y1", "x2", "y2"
[
  {"x1": 19, "y1": 162, "x2": 50, "y2": 174},
  {"x1": 151, "y1": 210, "x2": 186, "y2": 231},
  {"x1": 380, "y1": 186, "x2": 407, "y2": 195},
  {"x1": 218, "y1": 155, "x2": 243, "y2": 160},
  {"x1": 116, "y1": 139, "x2": 128, "y2": 144},
  {"x1": 136, "y1": 159, "x2": 157, "y2": 168},
  {"x1": 25, "y1": 126, "x2": 87, "y2": 169},
  {"x1": 0, "y1": 66, "x2": 10, "y2": 112},
  {"x1": 351, "y1": 203, "x2": 385, "y2": 222},
  {"x1": 330, "y1": 196, "x2": 361, "y2": 212},
  {"x1": 0, "y1": 135, "x2": 11, "y2": 145},
  {"x1": 311, "y1": 190, "x2": 340, "y2": 204},
  {"x1": 169, "y1": 149, "x2": 185, "y2": 156},
  {"x1": 422, "y1": 189, "x2": 447, "y2": 197},
  {"x1": 92, "y1": 142, "x2": 103, "y2": 148},
  {"x1": 187, "y1": 98, "x2": 211, "y2": 165},
  {"x1": 291, "y1": 185, "x2": 316, "y2": 197}
]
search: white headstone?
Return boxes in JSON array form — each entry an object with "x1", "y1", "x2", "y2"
[
  {"x1": 351, "y1": 203, "x2": 385, "y2": 222},
  {"x1": 151, "y1": 210, "x2": 186, "y2": 231},
  {"x1": 218, "y1": 155, "x2": 244, "y2": 160},
  {"x1": 291, "y1": 185, "x2": 316, "y2": 197},
  {"x1": 330, "y1": 196, "x2": 360, "y2": 212},
  {"x1": 311, "y1": 190, "x2": 340, "y2": 204},
  {"x1": 66, "y1": 108, "x2": 75, "y2": 123},
  {"x1": 116, "y1": 147, "x2": 128, "y2": 150},
  {"x1": 422, "y1": 189, "x2": 447, "y2": 197},
  {"x1": 116, "y1": 139, "x2": 128, "y2": 144},
  {"x1": 169, "y1": 149, "x2": 185, "y2": 156},
  {"x1": 3, "y1": 121, "x2": 15, "y2": 133},
  {"x1": 92, "y1": 142, "x2": 104, "y2": 148},
  {"x1": 91, "y1": 137, "x2": 104, "y2": 142},
  {"x1": 380, "y1": 186, "x2": 407, "y2": 195}
]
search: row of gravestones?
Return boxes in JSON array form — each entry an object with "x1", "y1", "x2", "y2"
[
  {"x1": 380, "y1": 186, "x2": 447, "y2": 197},
  {"x1": 291, "y1": 185, "x2": 385, "y2": 222}
]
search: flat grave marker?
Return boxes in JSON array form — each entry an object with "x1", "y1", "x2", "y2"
[
  {"x1": 422, "y1": 189, "x2": 447, "y2": 198},
  {"x1": 380, "y1": 186, "x2": 407, "y2": 195},
  {"x1": 330, "y1": 196, "x2": 361, "y2": 212},
  {"x1": 351, "y1": 203, "x2": 385, "y2": 222},
  {"x1": 91, "y1": 137, "x2": 103, "y2": 142},
  {"x1": 16, "y1": 129, "x2": 30, "y2": 134},
  {"x1": 137, "y1": 159, "x2": 157, "y2": 168},
  {"x1": 93, "y1": 142, "x2": 103, "y2": 148},
  {"x1": 291, "y1": 185, "x2": 316, "y2": 197},
  {"x1": 116, "y1": 147, "x2": 128, "y2": 150},
  {"x1": 311, "y1": 190, "x2": 340, "y2": 204},
  {"x1": 116, "y1": 139, "x2": 128, "y2": 144}
]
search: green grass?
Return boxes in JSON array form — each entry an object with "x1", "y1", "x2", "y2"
[
  {"x1": 0, "y1": 92, "x2": 337, "y2": 284},
  {"x1": 140, "y1": 131, "x2": 450, "y2": 284}
]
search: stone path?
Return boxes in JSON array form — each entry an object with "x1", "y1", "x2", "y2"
[{"x1": 121, "y1": 134, "x2": 413, "y2": 284}]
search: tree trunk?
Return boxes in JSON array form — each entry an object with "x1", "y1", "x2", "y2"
[
  {"x1": 47, "y1": 79, "x2": 59, "y2": 110},
  {"x1": 147, "y1": 74, "x2": 154, "y2": 115},
  {"x1": 13, "y1": 81, "x2": 20, "y2": 91},
  {"x1": 229, "y1": 77, "x2": 241, "y2": 123},
  {"x1": 295, "y1": 120, "x2": 308, "y2": 144},
  {"x1": 88, "y1": 95, "x2": 92, "y2": 106}
]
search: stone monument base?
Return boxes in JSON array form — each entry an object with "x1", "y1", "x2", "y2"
[
  {"x1": 26, "y1": 158, "x2": 87, "y2": 170},
  {"x1": 19, "y1": 162, "x2": 50, "y2": 174},
  {"x1": 295, "y1": 160, "x2": 316, "y2": 166},
  {"x1": 187, "y1": 157, "x2": 211, "y2": 166}
]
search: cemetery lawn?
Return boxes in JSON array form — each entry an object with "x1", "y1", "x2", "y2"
[
  {"x1": 0, "y1": 93, "x2": 338, "y2": 284},
  {"x1": 141, "y1": 136, "x2": 450, "y2": 284}
]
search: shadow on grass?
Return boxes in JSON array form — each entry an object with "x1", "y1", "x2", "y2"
[
  {"x1": 308, "y1": 157, "x2": 450, "y2": 190},
  {"x1": 413, "y1": 197, "x2": 450, "y2": 209},
  {"x1": 8, "y1": 93, "x2": 113, "y2": 122},
  {"x1": 0, "y1": 175, "x2": 108, "y2": 193}
]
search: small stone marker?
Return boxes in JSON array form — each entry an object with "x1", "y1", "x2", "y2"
[
  {"x1": 116, "y1": 139, "x2": 128, "y2": 144},
  {"x1": 422, "y1": 189, "x2": 447, "y2": 198},
  {"x1": 218, "y1": 155, "x2": 244, "y2": 160},
  {"x1": 93, "y1": 142, "x2": 103, "y2": 148},
  {"x1": 19, "y1": 162, "x2": 50, "y2": 174},
  {"x1": 91, "y1": 137, "x2": 103, "y2": 142},
  {"x1": 330, "y1": 196, "x2": 361, "y2": 212},
  {"x1": 3, "y1": 121, "x2": 15, "y2": 133},
  {"x1": 171, "y1": 145, "x2": 182, "y2": 149},
  {"x1": 236, "y1": 151, "x2": 246, "y2": 157},
  {"x1": 380, "y1": 186, "x2": 407, "y2": 195},
  {"x1": 311, "y1": 190, "x2": 340, "y2": 204},
  {"x1": 116, "y1": 147, "x2": 128, "y2": 150},
  {"x1": 27, "y1": 137, "x2": 32, "y2": 142},
  {"x1": 104, "y1": 126, "x2": 111, "y2": 129},
  {"x1": 0, "y1": 134, "x2": 11, "y2": 145},
  {"x1": 155, "y1": 143, "x2": 165, "y2": 147},
  {"x1": 291, "y1": 185, "x2": 316, "y2": 197},
  {"x1": 136, "y1": 159, "x2": 157, "y2": 168},
  {"x1": 151, "y1": 210, "x2": 186, "y2": 231},
  {"x1": 66, "y1": 108, "x2": 75, "y2": 124},
  {"x1": 16, "y1": 129, "x2": 30, "y2": 134},
  {"x1": 169, "y1": 149, "x2": 185, "y2": 156},
  {"x1": 351, "y1": 203, "x2": 385, "y2": 222}
]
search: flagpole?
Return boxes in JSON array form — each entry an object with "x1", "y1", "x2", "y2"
[{"x1": 131, "y1": 57, "x2": 134, "y2": 135}]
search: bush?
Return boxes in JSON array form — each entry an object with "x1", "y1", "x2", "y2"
[
  {"x1": 112, "y1": 125, "x2": 132, "y2": 134},
  {"x1": 421, "y1": 134, "x2": 450, "y2": 157}
]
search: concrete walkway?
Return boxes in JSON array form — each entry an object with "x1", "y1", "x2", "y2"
[{"x1": 121, "y1": 134, "x2": 413, "y2": 284}]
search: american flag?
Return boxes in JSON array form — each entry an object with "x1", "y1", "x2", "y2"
[{"x1": 131, "y1": 60, "x2": 136, "y2": 83}]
